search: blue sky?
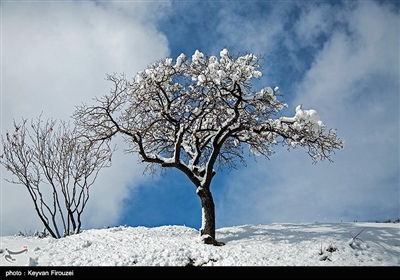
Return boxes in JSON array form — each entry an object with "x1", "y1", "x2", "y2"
[{"x1": 1, "y1": 0, "x2": 399, "y2": 235}]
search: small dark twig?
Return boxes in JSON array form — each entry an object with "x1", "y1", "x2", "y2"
[{"x1": 349, "y1": 227, "x2": 367, "y2": 248}]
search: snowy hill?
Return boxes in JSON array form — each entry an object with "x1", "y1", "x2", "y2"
[{"x1": 1, "y1": 222, "x2": 399, "y2": 268}]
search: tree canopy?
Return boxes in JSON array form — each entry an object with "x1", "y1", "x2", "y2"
[{"x1": 74, "y1": 49, "x2": 344, "y2": 244}]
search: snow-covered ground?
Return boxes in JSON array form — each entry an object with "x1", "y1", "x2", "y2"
[{"x1": 1, "y1": 222, "x2": 399, "y2": 267}]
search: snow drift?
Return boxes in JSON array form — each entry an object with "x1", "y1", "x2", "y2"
[{"x1": 1, "y1": 222, "x2": 399, "y2": 266}]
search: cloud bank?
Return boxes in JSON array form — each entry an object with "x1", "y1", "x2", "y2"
[
  {"x1": 215, "y1": 1, "x2": 399, "y2": 225},
  {"x1": 1, "y1": 1, "x2": 170, "y2": 235}
]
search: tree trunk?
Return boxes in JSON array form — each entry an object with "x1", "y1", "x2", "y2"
[{"x1": 197, "y1": 187, "x2": 225, "y2": 246}]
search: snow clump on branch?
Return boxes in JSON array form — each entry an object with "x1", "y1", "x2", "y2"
[
  {"x1": 280, "y1": 105, "x2": 326, "y2": 134},
  {"x1": 189, "y1": 49, "x2": 263, "y2": 87}
]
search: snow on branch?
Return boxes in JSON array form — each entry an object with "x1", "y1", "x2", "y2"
[
  {"x1": 73, "y1": 48, "x2": 344, "y2": 183},
  {"x1": 278, "y1": 105, "x2": 345, "y2": 162}
]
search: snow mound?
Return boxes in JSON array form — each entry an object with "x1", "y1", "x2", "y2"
[{"x1": 1, "y1": 223, "x2": 399, "y2": 266}]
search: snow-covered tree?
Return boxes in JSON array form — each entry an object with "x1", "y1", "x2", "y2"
[
  {"x1": 73, "y1": 49, "x2": 344, "y2": 245},
  {"x1": 0, "y1": 117, "x2": 113, "y2": 238}
]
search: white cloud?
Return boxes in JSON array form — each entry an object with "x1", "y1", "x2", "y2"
[
  {"x1": 294, "y1": 3, "x2": 336, "y2": 47},
  {"x1": 1, "y1": 1, "x2": 170, "y2": 235},
  {"x1": 217, "y1": 1, "x2": 399, "y2": 225},
  {"x1": 216, "y1": 3, "x2": 285, "y2": 56},
  {"x1": 295, "y1": 2, "x2": 399, "y2": 111}
]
